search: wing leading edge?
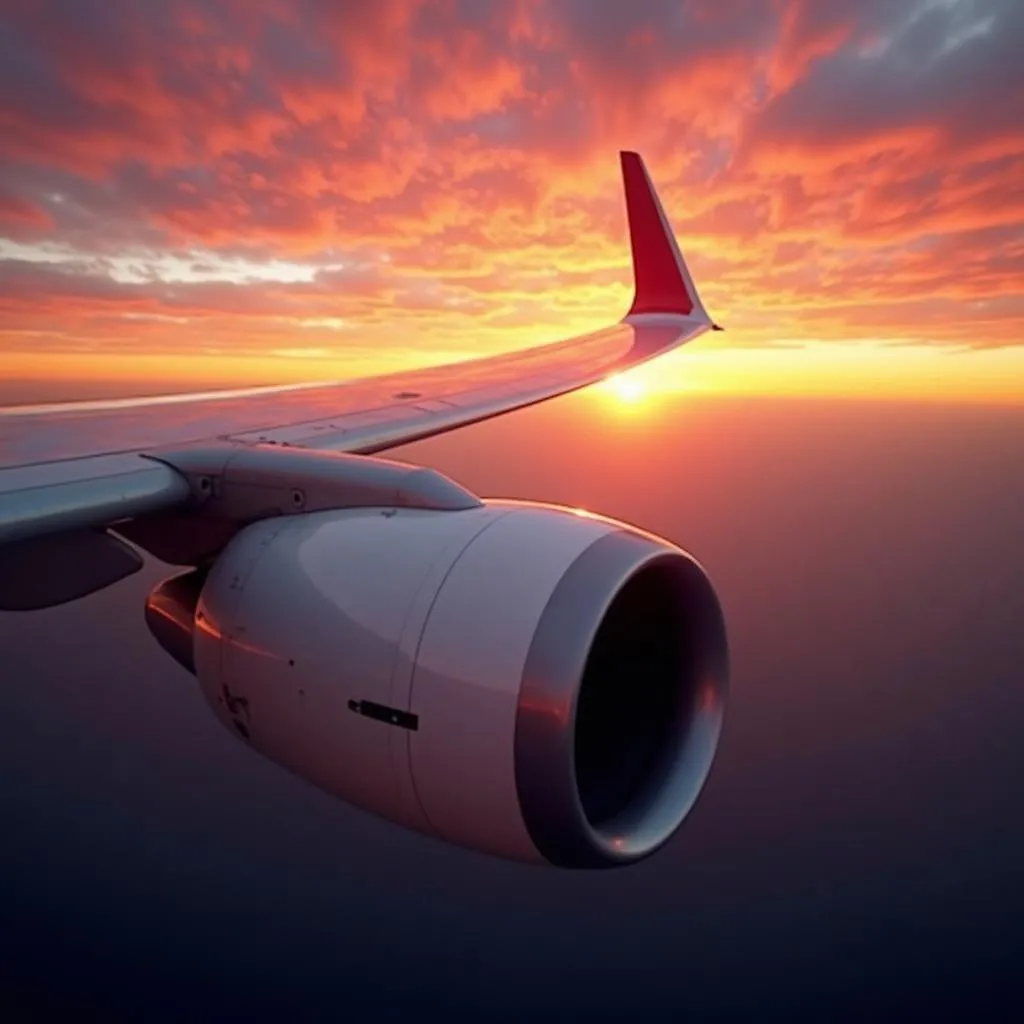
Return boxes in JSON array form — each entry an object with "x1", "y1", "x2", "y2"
[{"x1": 0, "y1": 152, "x2": 714, "y2": 580}]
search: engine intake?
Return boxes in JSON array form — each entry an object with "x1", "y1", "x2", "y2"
[
  {"x1": 146, "y1": 500, "x2": 727, "y2": 868},
  {"x1": 518, "y1": 536, "x2": 726, "y2": 867}
]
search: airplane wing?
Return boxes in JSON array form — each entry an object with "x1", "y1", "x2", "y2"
[{"x1": 0, "y1": 151, "x2": 717, "y2": 608}]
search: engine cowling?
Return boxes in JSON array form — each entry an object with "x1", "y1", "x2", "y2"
[{"x1": 145, "y1": 500, "x2": 728, "y2": 868}]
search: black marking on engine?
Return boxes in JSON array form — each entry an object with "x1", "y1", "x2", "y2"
[
  {"x1": 348, "y1": 699, "x2": 419, "y2": 731},
  {"x1": 223, "y1": 683, "x2": 252, "y2": 739},
  {"x1": 222, "y1": 683, "x2": 250, "y2": 719},
  {"x1": 394, "y1": 390, "x2": 422, "y2": 399}
]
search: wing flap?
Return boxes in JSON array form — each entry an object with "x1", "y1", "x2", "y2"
[{"x1": 0, "y1": 528, "x2": 144, "y2": 610}]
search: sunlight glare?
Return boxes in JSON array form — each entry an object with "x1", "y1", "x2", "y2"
[{"x1": 604, "y1": 374, "x2": 647, "y2": 405}]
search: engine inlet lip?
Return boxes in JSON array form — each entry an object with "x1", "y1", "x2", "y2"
[{"x1": 514, "y1": 530, "x2": 728, "y2": 868}]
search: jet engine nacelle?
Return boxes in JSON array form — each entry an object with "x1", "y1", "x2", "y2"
[{"x1": 145, "y1": 500, "x2": 728, "y2": 868}]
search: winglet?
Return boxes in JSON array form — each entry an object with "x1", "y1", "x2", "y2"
[{"x1": 620, "y1": 151, "x2": 712, "y2": 324}]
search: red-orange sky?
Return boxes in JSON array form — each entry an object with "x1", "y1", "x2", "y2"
[{"x1": 1, "y1": 0, "x2": 1022, "y2": 401}]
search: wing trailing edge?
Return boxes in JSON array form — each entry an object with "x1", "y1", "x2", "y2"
[{"x1": 620, "y1": 150, "x2": 715, "y2": 326}]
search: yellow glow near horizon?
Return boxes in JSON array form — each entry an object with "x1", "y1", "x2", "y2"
[
  {"x1": 2, "y1": 341, "x2": 1024, "y2": 407},
  {"x1": 602, "y1": 375, "x2": 648, "y2": 405},
  {"x1": 595, "y1": 341, "x2": 1024, "y2": 406}
]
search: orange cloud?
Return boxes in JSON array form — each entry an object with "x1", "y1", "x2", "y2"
[{"x1": 0, "y1": 0, "x2": 1021, "y2": 401}]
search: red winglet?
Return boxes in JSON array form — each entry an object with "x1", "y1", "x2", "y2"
[{"x1": 621, "y1": 151, "x2": 705, "y2": 320}]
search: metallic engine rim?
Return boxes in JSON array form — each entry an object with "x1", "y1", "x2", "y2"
[{"x1": 514, "y1": 530, "x2": 728, "y2": 868}]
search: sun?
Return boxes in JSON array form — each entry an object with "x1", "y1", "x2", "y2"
[{"x1": 604, "y1": 374, "x2": 647, "y2": 404}]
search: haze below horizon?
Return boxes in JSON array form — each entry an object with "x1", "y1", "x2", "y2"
[{"x1": 2, "y1": 390, "x2": 1022, "y2": 1020}]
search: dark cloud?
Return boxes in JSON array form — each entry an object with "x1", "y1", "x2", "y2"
[{"x1": 745, "y1": 0, "x2": 1024, "y2": 162}]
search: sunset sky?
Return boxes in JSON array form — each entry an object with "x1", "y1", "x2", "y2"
[{"x1": 1, "y1": 0, "x2": 1021, "y2": 401}]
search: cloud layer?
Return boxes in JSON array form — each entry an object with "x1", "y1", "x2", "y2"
[{"x1": 1, "y1": 0, "x2": 1021, "y2": 378}]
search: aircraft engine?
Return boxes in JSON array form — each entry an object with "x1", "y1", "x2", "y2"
[{"x1": 145, "y1": 500, "x2": 728, "y2": 868}]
